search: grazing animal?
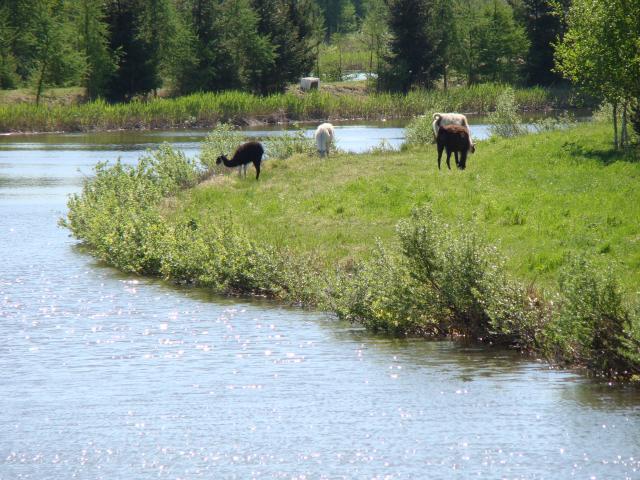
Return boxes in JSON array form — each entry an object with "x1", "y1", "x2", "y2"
[
  {"x1": 432, "y1": 112, "x2": 475, "y2": 153},
  {"x1": 315, "y1": 122, "x2": 335, "y2": 157},
  {"x1": 216, "y1": 141, "x2": 264, "y2": 180},
  {"x1": 436, "y1": 124, "x2": 472, "y2": 170}
]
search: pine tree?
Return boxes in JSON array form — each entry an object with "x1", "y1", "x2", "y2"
[
  {"x1": 104, "y1": 0, "x2": 162, "y2": 101},
  {"x1": 172, "y1": 0, "x2": 237, "y2": 93},
  {"x1": 252, "y1": 0, "x2": 321, "y2": 94},
  {"x1": 476, "y1": 0, "x2": 529, "y2": 84},
  {"x1": 75, "y1": 0, "x2": 116, "y2": 98},
  {"x1": 522, "y1": 0, "x2": 568, "y2": 85},
  {"x1": 219, "y1": 0, "x2": 275, "y2": 92},
  {"x1": 0, "y1": 5, "x2": 19, "y2": 88},
  {"x1": 383, "y1": 0, "x2": 443, "y2": 92}
]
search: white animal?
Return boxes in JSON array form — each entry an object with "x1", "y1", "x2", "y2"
[
  {"x1": 314, "y1": 122, "x2": 335, "y2": 157},
  {"x1": 432, "y1": 113, "x2": 475, "y2": 152}
]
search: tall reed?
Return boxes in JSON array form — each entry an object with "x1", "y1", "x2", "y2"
[{"x1": 0, "y1": 84, "x2": 570, "y2": 134}]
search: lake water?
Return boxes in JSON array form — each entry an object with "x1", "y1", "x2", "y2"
[{"x1": 1, "y1": 125, "x2": 638, "y2": 479}]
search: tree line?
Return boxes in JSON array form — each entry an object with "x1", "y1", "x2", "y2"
[
  {"x1": 0, "y1": 0, "x2": 322, "y2": 102},
  {"x1": 0, "y1": 0, "x2": 637, "y2": 129}
]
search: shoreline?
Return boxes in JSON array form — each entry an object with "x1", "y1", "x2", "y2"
[
  {"x1": 61, "y1": 121, "x2": 640, "y2": 380},
  {"x1": 0, "y1": 106, "x2": 571, "y2": 136}
]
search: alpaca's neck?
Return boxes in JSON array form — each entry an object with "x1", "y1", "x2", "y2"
[{"x1": 222, "y1": 156, "x2": 239, "y2": 167}]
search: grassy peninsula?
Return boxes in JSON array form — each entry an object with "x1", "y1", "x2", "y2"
[
  {"x1": 1, "y1": 83, "x2": 568, "y2": 133},
  {"x1": 63, "y1": 121, "x2": 640, "y2": 378}
]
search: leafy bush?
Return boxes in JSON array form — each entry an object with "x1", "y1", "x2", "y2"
[
  {"x1": 396, "y1": 206, "x2": 501, "y2": 338},
  {"x1": 141, "y1": 143, "x2": 200, "y2": 194},
  {"x1": 63, "y1": 143, "x2": 323, "y2": 305},
  {"x1": 488, "y1": 87, "x2": 527, "y2": 138},
  {"x1": 404, "y1": 114, "x2": 436, "y2": 146},
  {"x1": 546, "y1": 257, "x2": 639, "y2": 376},
  {"x1": 265, "y1": 129, "x2": 316, "y2": 160},
  {"x1": 334, "y1": 205, "x2": 536, "y2": 341},
  {"x1": 63, "y1": 159, "x2": 166, "y2": 273},
  {"x1": 332, "y1": 241, "x2": 444, "y2": 336}
]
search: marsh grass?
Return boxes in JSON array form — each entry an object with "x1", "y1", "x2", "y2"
[{"x1": 1, "y1": 84, "x2": 571, "y2": 133}]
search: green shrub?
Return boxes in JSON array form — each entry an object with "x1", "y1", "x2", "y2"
[
  {"x1": 332, "y1": 241, "x2": 443, "y2": 336},
  {"x1": 546, "y1": 257, "x2": 639, "y2": 376},
  {"x1": 141, "y1": 143, "x2": 200, "y2": 194},
  {"x1": 404, "y1": 114, "x2": 436, "y2": 146},
  {"x1": 396, "y1": 205, "x2": 501, "y2": 338},
  {"x1": 62, "y1": 144, "x2": 200, "y2": 273},
  {"x1": 488, "y1": 87, "x2": 527, "y2": 138},
  {"x1": 62, "y1": 159, "x2": 166, "y2": 273},
  {"x1": 63, "y1": 144, "x2": 323, "y2": 305},
  {"x1": 265, "y1": 129, "x2": 316, "y2": 160},
  {"x1": 334, "y1": 205, "x2": 539, "y2": 341}
]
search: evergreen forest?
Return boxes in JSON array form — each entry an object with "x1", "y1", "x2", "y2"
[{"x1": 0, "y1": 0, "x2": 570, "y2": 100}]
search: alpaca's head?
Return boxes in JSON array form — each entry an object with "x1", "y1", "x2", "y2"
[
  {"x1": 470, "y1": 143, "x2": 476, "y2": 154},
  {"x1": 215, "y1": 154, "x2": 227, "y2": 165}
]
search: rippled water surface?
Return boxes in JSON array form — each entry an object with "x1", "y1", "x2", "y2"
[{"x1": 1, "y1": 127, "x2": 639, "y2": 479}]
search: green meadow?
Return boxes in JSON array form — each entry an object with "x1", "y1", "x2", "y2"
[{"x1": 176, "y1": 121, "x2": 640, "y2": 291}]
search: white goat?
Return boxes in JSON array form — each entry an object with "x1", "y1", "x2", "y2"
[
  {"x1": 315, "y1": 122, "x2": 335, "y2": 157},
  {"x1": 432, "y1": 113, "x2": 475, "y2": 152}
]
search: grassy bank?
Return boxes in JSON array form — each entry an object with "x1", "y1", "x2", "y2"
[
  {"x1": 181, "y1": 123, "x2": 640, "y2": 290},
  {"x1": 3, "y1": 83, "x2": 568, "y2": 133},
  {"x1": 63, "y1": 121, "x2": 640, "y2": 377}
]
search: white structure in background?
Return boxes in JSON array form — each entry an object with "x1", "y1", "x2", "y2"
[{"x1": 300, "y1": 77, "x2": 320, "y2": 91}]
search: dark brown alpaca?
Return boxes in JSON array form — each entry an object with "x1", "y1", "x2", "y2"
[
  {"x1": 216, "y1": 141, "x2": 264, "y2": 180},
  {"x1": 436, "y1": 125, "x2": 474, "y2": 170}
]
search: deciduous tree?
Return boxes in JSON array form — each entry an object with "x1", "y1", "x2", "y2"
[{"x1": 555, "y1": 0, "x2": 640, "y2": 148}]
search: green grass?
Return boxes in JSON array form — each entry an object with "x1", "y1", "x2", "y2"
[
  {"x1": 0, "y1": 84, "x2": 571, "y2": 133},
  {"x1": 173, "y1": 121, "x2": 640, "y2": 293}
]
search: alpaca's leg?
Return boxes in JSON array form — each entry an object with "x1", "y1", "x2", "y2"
[
  {"x1": 446, "y1": 150, "x2": 452, "y2": 170},
  {"x1": 454, "y1": 151, "x2": 459, "y2": 167},
  {"x1": 437, "y1": 144, "x2": 444, "y2": 170},
  {"x1": 254, "y1": 161, "x2": 261, "y2": 180}
]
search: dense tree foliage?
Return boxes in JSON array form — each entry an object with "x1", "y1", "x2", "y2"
[
  {"x1": 521, "y1": 0, "x2": 568, "y2": 86},
  {"x1": 555, "y1": 0, "x2": 640, "y2": 148},
  {"x1": 382, "y1": 0, "x2": 443, "y2": 92},
  {"x1": 0, "y1": 0, "x2": 636, "y2": 104},
  {"x1": 252, "y1": 0, "x2": 322, "y2": 94}
]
